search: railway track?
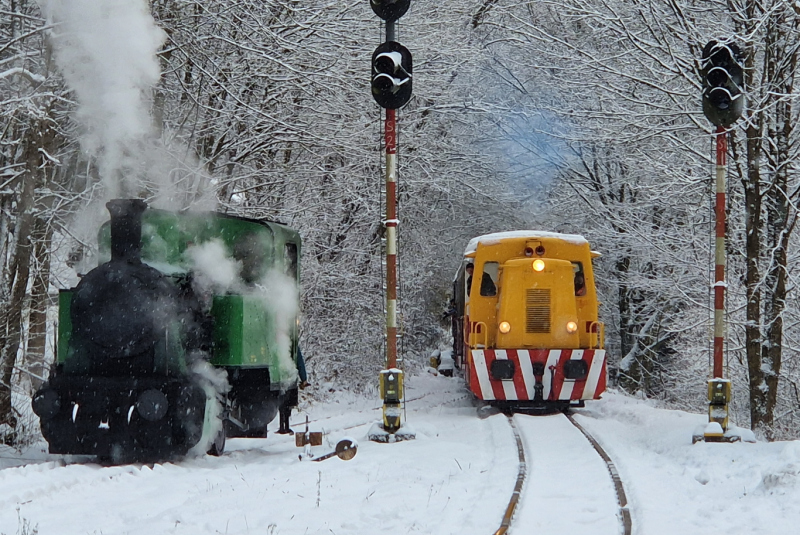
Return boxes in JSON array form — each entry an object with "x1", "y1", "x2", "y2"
[
  {"x1": 495, "y1": 411, "x2": 632, "y2": 535},
  {"x1": 566, "y1": 413, "x2": 632, "y2": 535}
]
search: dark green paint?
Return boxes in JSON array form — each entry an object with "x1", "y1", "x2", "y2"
[{"x1": 59, "y1": 208, "x2": 301, "y2": 388}]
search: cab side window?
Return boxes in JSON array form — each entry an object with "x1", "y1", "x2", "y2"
[
  {"x1": 572, "y1": 262, "x2": 586, "y2": 296},
  {"x1": 285, "y1": 243, "x2": 298, "y2": 281},
  {"x1": 480, "y1": 262, "x2": 498, "y2": 297}
]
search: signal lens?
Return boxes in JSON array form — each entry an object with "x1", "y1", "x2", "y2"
[
  {"x1": 499, "y1": 321, "x2": 511, "y2": 334},
  {"x1": 532, "y1": 259, "x2": 545, "y2": 272},
  {"x1": 566, "y1": 321, "x2": 578, "y2": 333}
]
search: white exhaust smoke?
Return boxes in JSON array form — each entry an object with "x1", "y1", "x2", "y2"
[
  {"x1": 186, "y1": 239, "x2": 243, "y2": 294},
  {"x1": 253, "y1": 269, "x2": 300, "y2": 385},
  {"x1": 185, "y1": 240, "x2": 300, "y2": 386},
  {"x1": 37, "y1": 0, "x2": 165, "y2": 197},
  {"x1": 38, "y1": 0, "x2": 214, "y2": 210}
]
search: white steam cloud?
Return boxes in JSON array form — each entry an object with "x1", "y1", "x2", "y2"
[
  {"x1": 38, "y1": 0, "x2": 214, "y2": 209},
  {"x1": 254, "y1": 270, "x2": 300, "y2": 385},
  {"x1": 186, "y1": 240, "x2": 242, "y2": 294},
  {"x1": 185, "y1": 240, "x2": 300, "y2": 385},
  {"x1": 186, "y1": 359, "x2": 230, "y2": 458},
  {"x1": 38, "y1": 0, "x2": 164, "y2": 195}
]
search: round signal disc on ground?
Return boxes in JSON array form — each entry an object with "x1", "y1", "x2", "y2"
[{"x1": 335, "y1": 439, "x2": 358, "y2": 461}]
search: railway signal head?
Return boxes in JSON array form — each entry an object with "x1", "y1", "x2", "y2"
[
  {"x1": 701, "y1": 40, "x2": 745, "y2": 127},
  {"x1": 371, "y1": 41, "x2": 413, "y2": 109},
  {"x1": 370, "y1": 0, "x2": 411, "y2": 22}
]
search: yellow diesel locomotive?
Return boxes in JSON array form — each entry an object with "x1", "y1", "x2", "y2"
[{"x1": 451, "y1": 231, "x2": 606, "y2": 411}]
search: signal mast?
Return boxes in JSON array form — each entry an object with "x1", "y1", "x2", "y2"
[
  {"x1": 368, "y1": 0, "x2": 415, "y2": 442},
  {"x1": 695, "y1": 40, "x2": 744, "y2": 443}
]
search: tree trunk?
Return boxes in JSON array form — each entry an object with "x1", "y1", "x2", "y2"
[
  {"x1": 25, "y1": 218, "x2": 53, "y2": 392},
  {"x1": 617, "y1": 256, "x2": 633, "y2": 362},
  {"x1": 743, "y1": 101, "x2": 766, "y2": 431},
  {"x1": 0, "y1": 157, "x2": 36, "y2": 431},
  {"x1": 741, "y1": 6, "x2": 798, "y2": 436},
  {"x1": 0, "y1": 116, "x2": 53, "y2": 433}
]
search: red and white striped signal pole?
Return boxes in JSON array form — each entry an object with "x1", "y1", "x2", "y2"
[
  {"x1": 385, "y1": 107, "x2": 398, "y2": 370},
  {"x1": 703, "y1": 125, "x2": 733, "y2": 442},
  {"x1": 712, "y1": 126, "x2": 726, "y2": 382},
  {"x1": 698, "y1": 39, "x2": 744, "y2": 443},
  {"x1": 369, "y1": 1, "x2": 414, "y2": 441}
]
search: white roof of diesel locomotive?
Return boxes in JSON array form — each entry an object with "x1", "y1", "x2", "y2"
[{"x1": 464, "y1": 230, "x2": 588, "y2": 256}]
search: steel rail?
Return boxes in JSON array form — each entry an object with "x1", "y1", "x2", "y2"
[
  {"x1": 494, "y1": 412, "x2": 632, "y2": 535},
  {"x1": 567, "y1": 413, "x2": 633, "y2": 535},
  {"x1": 493, "y1": 415, "x2": 526, "y2": 535}
]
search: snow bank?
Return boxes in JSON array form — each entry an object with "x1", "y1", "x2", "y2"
[
  {"x1": 574, "y1": 390, "x2": 800, "y2": 534},
  {"x1": 2, "y1": 380, "x2": 800, "y2": 534}
]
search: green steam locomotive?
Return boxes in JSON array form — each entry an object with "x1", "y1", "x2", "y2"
[{"x1": 32, "y1": 199, "x2": 302, "y2": 462}]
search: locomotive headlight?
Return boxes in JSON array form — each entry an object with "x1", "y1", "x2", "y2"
[
  {"x1": 32, "y1": 389, "x2": 61, "y2": 420},
  {"x1": 499, "y1": 321, "x2": 511, "y2": 334},
  {"x1": 532, "y1": 259, "x2": 545, "y2": 272},
  {"x1": 564, "y1": 359, "x2": 589, "y2": 380},
  {"x1": 566, "y1": 321, "x2": 578, "y2": 333},
  {"x1": 135, "y1": 389, "x2": 169, "y2": 422},
  {"x1": 490, "y1": 359, "x2": 516, "y2": 380}
]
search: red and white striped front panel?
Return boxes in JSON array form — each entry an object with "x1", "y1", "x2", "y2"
[{"x1": 468, "y1": 349, "x2": 607, "y2": 402}]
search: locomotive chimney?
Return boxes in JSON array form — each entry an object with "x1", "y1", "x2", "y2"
[{"x1": 106, "y1": 198, "x2": 147, "y2": 263}]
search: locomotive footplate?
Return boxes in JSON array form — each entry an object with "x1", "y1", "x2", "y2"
[{"x1": 33, "y1": 375, "x2": 207, "y2": 460}]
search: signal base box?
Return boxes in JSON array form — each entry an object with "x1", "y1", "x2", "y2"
[
  {"x1": 707, "y1": 378, "x2": 731, "y2": 405},
  {"x1": 379, "y1": 369, "x2": 404, "y2": 403}
]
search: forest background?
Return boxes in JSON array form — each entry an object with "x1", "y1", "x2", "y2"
[{"x1": 2, "y1": 0, "x2": 800, "y2": 445}]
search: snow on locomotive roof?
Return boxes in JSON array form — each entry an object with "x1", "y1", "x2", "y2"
[{"x1": 464, "y1": 230, "x2": 588, "y2": 255}]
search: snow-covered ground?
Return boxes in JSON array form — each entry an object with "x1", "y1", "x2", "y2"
[
  {"x1": 575, "y1": 394, "x2": 800, "y2": 535},
  {"x1": 514, "y1": 413, "x2": 620, "y2": 534},
  {"x1": 1, "y1": 373, "x2": 798, "y2": 535}
]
